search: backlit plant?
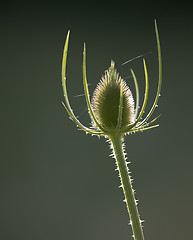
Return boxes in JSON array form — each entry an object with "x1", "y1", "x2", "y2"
[{"x1": 61, "y1": 20, "x2": 162, "y2": 240}]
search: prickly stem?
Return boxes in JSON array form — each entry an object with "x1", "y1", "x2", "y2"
[{"x1": 109, "y1": 133, "x2": 145, "y2": 240}]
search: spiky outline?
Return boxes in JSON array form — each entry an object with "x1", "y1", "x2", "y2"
[{"x1": 61, "y1": 20, "x2": 162, "y2": 240}]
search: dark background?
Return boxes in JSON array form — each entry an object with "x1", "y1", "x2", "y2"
[{"x1": 1, "y1": 2, "x2": 193, "y2": 240}]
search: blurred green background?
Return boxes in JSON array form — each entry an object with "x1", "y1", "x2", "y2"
[{"x1": 1, "y1": 2, "x2": 193, "y2": 240}]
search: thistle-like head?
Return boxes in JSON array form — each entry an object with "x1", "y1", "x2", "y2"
[
  {"x1": 61, "y1": 20, "x2": 162, "y2": 138},
  {"x1": 92, "y1": 61, "x2": 135, "y2": 130}
]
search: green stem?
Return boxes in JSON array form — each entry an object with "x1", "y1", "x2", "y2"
[{"x1": 109, "y1": 134, "x2": 145, "y2": 240}]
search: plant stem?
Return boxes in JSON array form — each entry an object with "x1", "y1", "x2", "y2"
[{"x1": 109, "y1": 134, "x2": 145, "y2": 240}]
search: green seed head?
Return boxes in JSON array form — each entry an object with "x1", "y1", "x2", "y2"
[{"x1": 92, "y1": 61, "x2": 135, "y2": 131}]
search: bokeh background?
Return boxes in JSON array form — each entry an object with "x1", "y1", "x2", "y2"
[{"x1": 1, "y1": 2, "x2": 193, "y2": 240}]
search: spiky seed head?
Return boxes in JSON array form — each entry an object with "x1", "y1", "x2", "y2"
[{"x1": 92, "y1": 61, "x2": 135, "y2": 130}]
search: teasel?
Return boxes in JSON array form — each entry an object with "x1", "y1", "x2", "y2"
[{"x1": 61, "y1": 20, "x2": 162, "y2": 240}]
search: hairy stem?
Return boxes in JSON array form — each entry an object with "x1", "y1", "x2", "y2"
[{"x1": 109, "y1": 134, "x2": 145, "y2": 240}]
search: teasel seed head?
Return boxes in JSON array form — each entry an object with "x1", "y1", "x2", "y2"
[
  {"x1": 62, "y1": 20, "x2": 161, "y2": 136},
  {"x1": 92, "y1": 61, "x2": 135, "y2": 131}
]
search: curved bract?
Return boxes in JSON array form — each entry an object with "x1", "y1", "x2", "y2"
[{"x1": 61, "y1": 20, "x2": 162, "y2": 138}]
